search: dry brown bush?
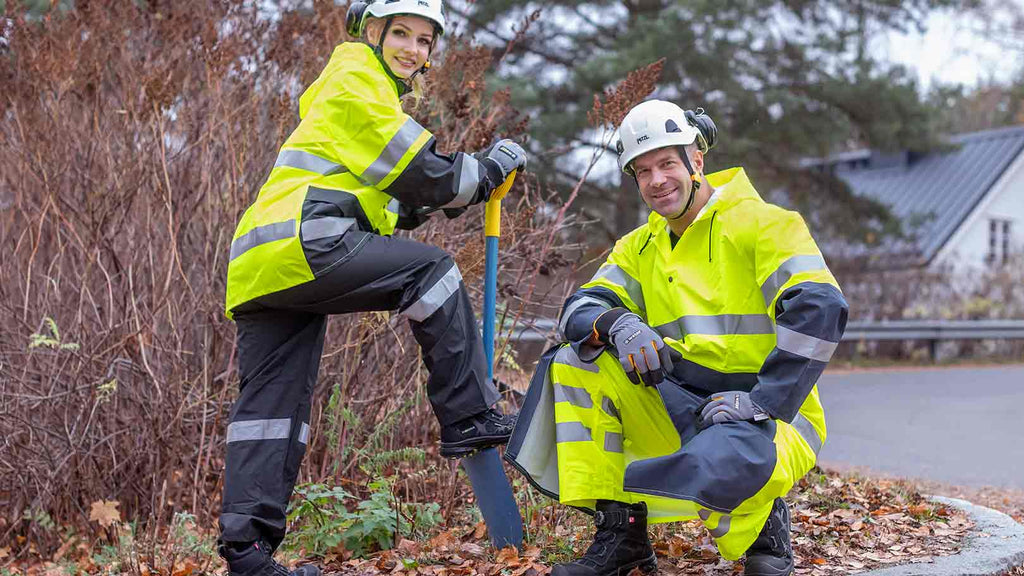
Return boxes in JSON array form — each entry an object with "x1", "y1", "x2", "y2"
[{"x1": 0, "y1": 0, "x2": 606, "y2": 555}]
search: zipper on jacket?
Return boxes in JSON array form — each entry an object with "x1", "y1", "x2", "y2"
[{"x1": 708, "y1": 210, "x2": 718, "y2": 262}]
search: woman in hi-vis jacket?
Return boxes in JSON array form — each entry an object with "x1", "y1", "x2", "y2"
[{"x1": 218, "y1": 2, "x2": 527, "y2": 574}]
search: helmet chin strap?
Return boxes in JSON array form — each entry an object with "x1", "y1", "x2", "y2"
[{"x1": 667, "y1": 148, "x2": 701, "y2": 221}]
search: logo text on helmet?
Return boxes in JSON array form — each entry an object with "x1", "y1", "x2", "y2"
[
  {"x1": 636, "y1": 135, "x2": 650, "y2": 144},
  {"x1": 418, "y1": 0, "x2": 429, "y2": 5}
]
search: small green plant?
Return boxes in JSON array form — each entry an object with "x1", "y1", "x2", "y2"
[
  {"x1": 285, "y1": 481, "x2": 442, "y2": 558},
  {"x1": 28, "y1": 317, "x2": 79, "y2": 351}
]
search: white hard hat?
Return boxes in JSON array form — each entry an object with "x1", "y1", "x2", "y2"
[
  {"x1": 349, "y1": 0, "x2": 447, "y2": 38},
  {"x1": 615, "y1": 100, "x2": 711, "y2": 174}
]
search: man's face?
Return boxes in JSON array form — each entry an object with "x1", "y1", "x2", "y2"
[{"x1": 633, "y1": 147, "x2": 700, "y2": 219}]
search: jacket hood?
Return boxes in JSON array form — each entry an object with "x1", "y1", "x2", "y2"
[{"x1": 299, "y1": 43, "x2": 403, "y2": 119}]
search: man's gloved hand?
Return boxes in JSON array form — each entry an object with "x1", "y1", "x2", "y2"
[
  {"x1": 475, "y1": 139, "x2": 528, "y2": 200},
  {"x1": 696, "y1": 391, "x2": 770, "y2": 431},
  {"x1": 594, "y1": 308, "x2": 675, "y2": 386},
  {"x1": 396, "y1": 202, "x2": 430, "y2": 230}
]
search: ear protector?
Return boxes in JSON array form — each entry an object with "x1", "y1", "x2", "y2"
[{"x1": 346, "y1": 1, "x2": 369, "y2": 38}]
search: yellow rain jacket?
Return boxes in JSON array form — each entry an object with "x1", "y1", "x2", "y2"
[
  {"x1": 506, "y1": 167, "x2": 849, "y2": 559},
  {"x1": 225, "y1": 43, "x2": 485, "y2": 317}
]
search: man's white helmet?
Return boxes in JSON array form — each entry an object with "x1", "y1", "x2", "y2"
[
  {"x1": 348, "y1": 0, "x2": 447, "y2": 38},
  {"x1": 615, "y1": 100, "x2": 711, "y2": 174}
]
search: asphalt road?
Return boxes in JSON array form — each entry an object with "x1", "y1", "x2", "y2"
[{"x1": 816, "y1": 364, "x2": 1024, "y2": 490}]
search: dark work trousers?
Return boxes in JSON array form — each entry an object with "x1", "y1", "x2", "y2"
[{"x1": 220, "y1": 229, "x2": 500, "y2": 549}]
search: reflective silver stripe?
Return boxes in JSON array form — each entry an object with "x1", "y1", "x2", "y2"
[
  {"x1": 589, "y1": 265, "x2": 645, "y2": 314},
  {"x1": 698, "y1": 509, "x2": 711, "y2": 521},
  {"x1": 776, "y1": 325, "x2": 838, "y2": 363},
  {"x1": 299, "y1": 422, "x2": 311, "y2": 445},
  {"x1": 709, "y1": 514, "x2": 731, "y2": 538},
  {"x1": 229, "y1": 220, "x2": 296, "y2": 261},
  {"x1": 442, "y1": 154, "x2": 481, "y2": 209},
  {"x1": 301, "y1": 217, "x2": 355, "y2": 242},
  {"x1": 275, "y1": 149, "x2": 348, "y2": 176},
  {"x1": 554, "y1": 384, "x2": 593, "y2": 409},
  {"x1": 656, "y1": 314, "x2": 774, "y2": 340},
  {"x1": 555, "y1": 421, "x2": 592, "y2": 443},
  {"x1": 386, "y1": 198, "x2": 400, "y2": 214},
  {"x1": 602, "y1": 397, "x2": 621, "y2": 422},
  {"x1": 553, "y1": 346, "x2": 599, "y2": 373},
  {"x1": 363, "y1": 118, "x2": 426, "y2": 186},
  {"x1": 604, "y1": 432, "x2": 623, "y2": 453},
  {"x1": 558, "y1": 296, "x2": 611, "y2": 340},
  {"x1": 791, "y1": 413, "x2": 823, "y2": 456},
  {"x1": 226, "y1": 418, "x2": 292, "y2": 443},
  {"x1": 402, "y1": 264, "x2": 462, "y2": 322},
  {"x1": 760, "y1": 254, "x2": 828, "y2": 306}
]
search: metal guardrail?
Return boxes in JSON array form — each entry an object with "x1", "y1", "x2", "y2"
[{"x1": 507, "y1": 318, "x2": 1024, "y2": 345}]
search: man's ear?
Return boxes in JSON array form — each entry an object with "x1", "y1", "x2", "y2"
[{"x1": 692, "y1": 149, "x2": 705, "y2": 175}]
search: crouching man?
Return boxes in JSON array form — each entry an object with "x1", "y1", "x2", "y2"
[{"x1": 506, "y1": 100, "x2": 848, "y2": 576}]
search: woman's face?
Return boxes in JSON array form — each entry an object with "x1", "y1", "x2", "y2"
[{"x1": 369, "y1": 15, "x2": 435, "y2": 79}]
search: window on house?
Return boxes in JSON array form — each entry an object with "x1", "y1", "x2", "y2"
[{"x1": 987, "y1": 219, "x2": 1014, "y2": 265}]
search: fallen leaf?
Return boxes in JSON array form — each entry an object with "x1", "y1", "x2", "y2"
[
  {"x1": 89, "y1": 500, "x2": 121, "y2": 528},
  {"x1": 496, "y1": 546, "x2": 520, "y2": 565},
  {"x1": 473, "y1": 522, "x2": 487, "y2": 540}
]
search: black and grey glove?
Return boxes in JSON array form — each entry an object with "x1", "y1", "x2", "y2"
[
  {"x1": 474, "y1": 139, "x2": 528, "y2": 199},
  {"x1": 696, "y1": 391, "x2": 770, "y2": 430},
  {"x1": 594, "y1": 308, "x2": 675, "y2": 386},
  {"x1": 395, "y1": 202, "x2": 431, "y2": 230}
]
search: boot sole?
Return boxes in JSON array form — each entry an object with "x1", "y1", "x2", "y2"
[
  {"x1": 439, "y1": 434, "x2": 511, "y2": 459},
  {"x1": 617, "y1": 552, "x2": 658, "y2": 575}
]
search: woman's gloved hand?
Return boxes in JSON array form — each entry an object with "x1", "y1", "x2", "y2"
[
  {"x1": 696, "y1": 391, "x2": 770, "y2": 431},
  {"x1": 396, "y1": 202, "x2": 430, "y2": 230},
  {"x1": 474, "y1": 139, "x2": 528, "y2": 200}
]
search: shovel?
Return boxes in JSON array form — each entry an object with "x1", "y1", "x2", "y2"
[{"x1": 460, "y1": 170, "x2": 523, "y2": 551}]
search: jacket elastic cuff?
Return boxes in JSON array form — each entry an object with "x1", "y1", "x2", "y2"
[{"x1": 593, "y1": 307, "x2": 631, "y2": 344}]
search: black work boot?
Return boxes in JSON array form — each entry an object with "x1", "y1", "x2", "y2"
[
  {"x1": 218, "y1": 539, "x2": 321, "y2": 576},
  {"x1": 552, "y1": 501, "x2": 657, "y2": 576},
  {"x1": 744, "y1": 498, "x2": 794, "y2": 576},
  {"x1": 439, "y1": 408, "x2": 516, "y2": 458}
]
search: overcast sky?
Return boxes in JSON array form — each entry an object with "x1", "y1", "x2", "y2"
[{"x1": 882, "y1": 3, "x2": 1024, "y2": 90}]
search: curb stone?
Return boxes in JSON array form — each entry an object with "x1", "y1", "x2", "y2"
[{"x1": 857, "y1": 496, "x2": 1024, "y2": 576}]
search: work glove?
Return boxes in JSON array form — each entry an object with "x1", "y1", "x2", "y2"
[
  {"x1": 696, "y1": 391, "x2": 770, "y2": 431},
  {"x1": 594, "y1": 308, "x2": 675, "y2": 386},
  {"x1": 396, "y1": 202, "x2": 431, "y2": 231},
  {"x1": 474, "y1": 139, "x2": 528, "y2": 201}
]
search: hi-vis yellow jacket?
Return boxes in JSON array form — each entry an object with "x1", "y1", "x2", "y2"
[
  {"x1": 555, "y1": 167, "x2": 848, "y2": 423},
  {"x1": 225, "y1": 43, "x2": 485, "y2": 317}
]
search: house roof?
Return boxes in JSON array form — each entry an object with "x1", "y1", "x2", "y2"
[{"x1": 817, "y1": 125, "x2": 1024, "y2": 265}]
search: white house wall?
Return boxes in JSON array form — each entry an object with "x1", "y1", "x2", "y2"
[{"x1": 933, "y1": 147, "x2": 1024, "y2": 273}]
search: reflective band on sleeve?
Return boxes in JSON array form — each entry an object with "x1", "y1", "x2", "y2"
[
  {"x1": 709, "y1": 514, "x2": 731, "y2": 538},
  {"x1": 226, "y1": 418, "x2": 292, "y2": 443},
  {"x1": 656, "y1": 314, "x2": 774, "y2": 340},
  {"x1": 558, "y1": 296, "x2": 611, "y2": 339},
  {"x1": 554, "y1": 346, "x2": 600, "y2": 373},
  {"x1": 553, "y1": 384, "x2": 593, "y2": 409},
  {"x1": 301, "y1": 217, "x2": 356, "y2": 242},
  {"x1": 760, "y1": 254, "x2": 828, "y2": 307},
  {"x1": 275, "y1": 149, "x2": 348, "y2": 176},
  {"x1": 604, "y1": 431, "x2": 623, "y2": 453},
  {"x1": 299, "y1": 422, "x2": 310, "y2": 445},
  {"x1": 776, "y1": 325, "x2": 838, "y2": 363},
  {"x1": 442, "y1": 154, "x2": 481, "y2": 208},
  {"x1": 229, "y1": 220, "x2": 296, "y2": 261},
  {"x1": 590, "y1": 265, "x2": 645, "y2": 314},
  {"x1": 602, "y1": 397, "x2": 621, "y2": 422},
  {"x1": 363, "y1": 118, "x2": 427, "y2": 186},
  {"x1": 555, "y1": 421, "x2": 592, "y2": 443},
  {"x1": 386, "y1": 198, "x2": 400, "y2": 214},
  {"x1": 401, "y1": 264, "x2": 462, "y2": 322},
  {"x1": 791, "y1": 413, "x2": 823, "y2": 455}
]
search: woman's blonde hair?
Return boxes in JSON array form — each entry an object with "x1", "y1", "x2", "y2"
[{"x1": 364, "y1": 17, "x2": 429, "y2": 107}]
